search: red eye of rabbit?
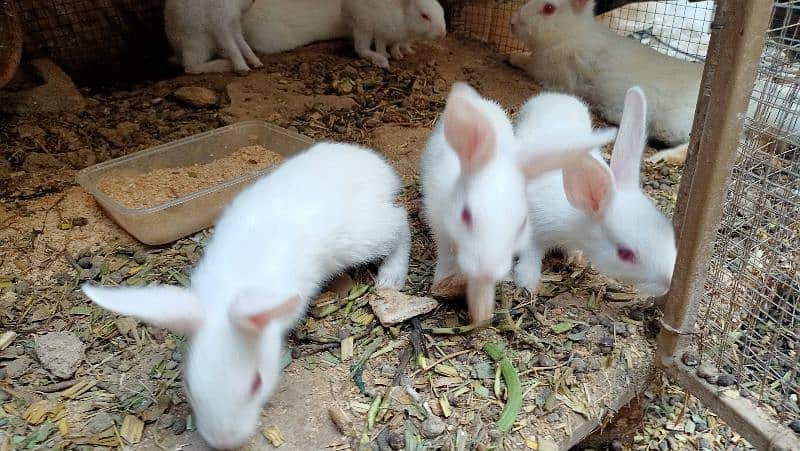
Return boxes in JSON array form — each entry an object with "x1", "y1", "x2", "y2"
[
  {"x1": 541, "y1": 3, "x2": 557, "y2": 15},
  {"x1": 616, "y1": 246, "x2": 637, "y2": 264},
  {"x1": 461, "y1": 206, "x2": 473, "y2": 227},
  {"x1": 421, "y1": 13, "x2": 431, "y2": 21},
  {"x1": 250, "y1": 371, "x2": 262, "y2": 396}
]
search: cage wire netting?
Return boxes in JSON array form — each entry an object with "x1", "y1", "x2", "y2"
[
  {"x1": 10, "y1": 0, "x2": 169, "y2": 85},
  {"x1": 694, "y1": 0, "x2": 800, "y2": 427}
]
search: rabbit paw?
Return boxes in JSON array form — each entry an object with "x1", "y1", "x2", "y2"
[
  {"x1": 400, "y1": 44, "x2": 415, "y2": 56},
  {"x1": 566, "y1": 249, "x2": 586, "y2": 267},
  {"x1": 375, "y1": 270, "x2": 407, "y2": 290},
  {"x1": 250, "y1": 58, "x2": 264, "y2": 69},
  {"x1": 646, "y1": 143, "x2": 688, "y2": 165},
  {"x1": 367, "y1": 54, "x2": 391, "y2": 69},
  {"x1": 512, "y1": 267, "x2": 539, "y2": 291},
  {"x1": 390, "y1": 45, "x2": 405, "y2": 60}
]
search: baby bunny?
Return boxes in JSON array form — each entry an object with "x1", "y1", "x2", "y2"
[
  {"x1": 420, "y1": 81, "x2": 617, "y2": 325},
  {"x1": 82, "y1": 143, "x2": 410, "y2": 450},
  {"x1": 165, "y1": 0, "x2": 263, "y2": 75},
  {"x1": 242, "y1": 0, "x2": 349, "y2": 55},
  {"x1": 509, "y1": 0, "x2": 701, "y2": 164},
  {"x1": 514, "y1": 86, "x2": 677, "y2": 297},
  {"x1": 342, "y1": 0, "x2": 447, "y2": 69}
]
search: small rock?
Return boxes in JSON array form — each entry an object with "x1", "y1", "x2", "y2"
[
  {"x1": 23, "y1": 152, "x2": 63, "y2": 171},
  {"x1": 628, "y1": 308, "x2": 647, "y2": 321},
  {"x1": 538, "y1": 438, "x2": 558, "y2": 451},
  {"x1": 598, "y1": 336, "x2": 615, "y2": 348},
  {"x1": 716, "y1": 373, "x2": 736, "y2": 387},
  {"x1": 171, "y1": 351, "x2": 183, "y2": 362},
  {"x1": 165, "y1": 360, "x2": 178, "y2": 371},
  {"x1": 133, "y1": 251, "x2": 148, "y2": 265},
  {"x1": 77, "y1": 256, "x2": 93, "y2": 269},
  {"x1": 5, "y1": 355, "x2": 33, "y2": 378},
  {"x1": 571, "y1": 358, "x2": 588, "y2": 373},
  {"x1": 159, "y1": 414, "x2": 175, "y2": 429},
  {"x1": 0, "y1": 389, "x2": 10, "y2": 402},
  {"x1": 586, "y1": 358, "x2": 601, "y2": 372},
  {"x1": 611, "y1": 440, "x2": 624, "y2": 451},
  {"x1": 537, "y1": 354, "x2": 556, "y2": 367},
  {"x1": 86, "y1": 411, "x2": 115, "y2": 434},
  {"x1": 388, "y1": 431, "x2": 404, "y2": 450},
  {"x1": 420, "y1": 416, "x2": 446, "y2": 438},
  {"x1": 172, "y1": 416, "x2": 187, "y2": 435},
  {"x1": 545, "y1": 412, "x2": 560, "y2": 423},
  {"x1": 13, "y1": 280, "x2": 32, "y2": 296},
  {"x1": 698, "y1": 438, "x2": 711, "y2": 449},
  {"x1": 695, "y1": 420, "x2": 708, "y2": 433},
  {"x1": 614, "y1": 321, "x2": 631, "y2": 337},
  {"x1": 660, "y1": 166, "x2": 671, "y2": 176},
  {"x1": 173, "y1": 87, "x2": 218, "y2": 108},
  {"x1": 788, "y1": 419, "x2": 800, "y2": 433},
  {"x1": 118, "y1": 361, "x2": 132, "y2": 372},
  {"x1": 682, "y1": 350, "x2": 701, "y2": 367},
  {"x1": 35, "y1": 331, "x2": 86, "y2": 379},
  {"x1": 696, "y1": 363, "x2": 717, "y2": 382},
  {"x1": 369, "y1": 289, "x2": 438, "y2": 326}
]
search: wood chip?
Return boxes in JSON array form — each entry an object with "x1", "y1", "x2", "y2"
[
  {"x1": 0, "y1": 331, "x2": 16, "y2": 350},
  {"x1": 119, "y1": 415, "x2": 144, "y2": 444},
  {"x1": 262, "y1": 425, "x2": 286, "y2": 447},
  {"x1": 340, "y1": 336, "x2": 354, "y2": 361},
  {"x1": 327, "y1": 406, "x2": 357, "y2": 438}
]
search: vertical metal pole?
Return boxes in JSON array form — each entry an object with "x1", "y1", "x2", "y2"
[{"x1": 656, "y1": 0, "x2": 773, "y2": 365}]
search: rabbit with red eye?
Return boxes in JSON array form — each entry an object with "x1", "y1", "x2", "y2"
[
  {"x1": 165, "y1": 0, "x2": 264, "y2": 75},
  {"x1": 82, "y1": 142, "x2": 410, "y2": 450},
  {"x1": 513, "y1": 87, "x2": 677, "y2": 297},
  {"x1": 420, "y1": 81, "x2": 617, "y2": 325},
  {"x1": 342, "y1": 0, "x2": 447, "y2": 69},
  {"x1": 509, "y1": 0, "x2": 700, "y2": 164}
]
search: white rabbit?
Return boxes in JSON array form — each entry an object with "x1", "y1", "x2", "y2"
[
  {"x1": 242, "y1": 0, "x2": 349, "y2": 55},
  {"x1": 509, "y1": 0, "x2": 800, "y2": 165},
  {"x1": 342, "y1": 0, "x2": 447, "y2": 69},
  {"x1": 513, "y1": 86, "x2": 677, "y2": 297},
  {"x1": 420, "y1": 81, "x2": 617, "y2": 325},
  {"x1": 509, "y1": 0, "x2": 700, "y2": 164},
  {"x1": 81, "y1": 143, "x2": 410, "y2": 450},
  {"x1": 165, "y1": 0, "x2": 264, "y2": 75}
]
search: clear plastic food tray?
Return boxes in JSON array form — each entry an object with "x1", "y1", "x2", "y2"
[{"x1": 77, "y1": 121, "x2": 314, "y2": 245}]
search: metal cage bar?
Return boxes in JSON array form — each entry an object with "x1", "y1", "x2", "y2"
[{"x1": 655, "y1": 1, "x2": 800, "y2": 449}]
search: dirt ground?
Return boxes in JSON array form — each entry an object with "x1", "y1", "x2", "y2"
[{"x1": 0, "y1": 37, "x2": 756, "y2": 451}]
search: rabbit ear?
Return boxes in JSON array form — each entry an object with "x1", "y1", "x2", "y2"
[
  {"x1": 443, "y1": 82, "x2": 496, "y2": 173},
  {"x1": 562, "y1": 155, "x2": 615, "y2": 215},
  {"x1": 610, "y1": 86, "x2": 647, "y2": 190},
  {"x1": 519, "y1": 127, "x2": 617, "y2": 179},
  {"x1": 229, "y1": 293, "x2": 301, "y2": 335},
  {"x1": 82, "y1": 284, "x2": 205, "y2": 335},
  {"x1": 570, "y1": 0, "x2": 595, "y2": 14}
]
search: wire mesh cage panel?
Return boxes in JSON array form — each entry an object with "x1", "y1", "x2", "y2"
[
  {"x1": 598, "y1": 0, "x2": 715, "y2": 62},
  {"x1": 445, "y1": 0, "x2": 527, "y2": 53},
  {"x1": 11, "y1": 0, "x2": 169, "y2": 85},
  {"x1": 692, "y1": 0, "x2": 800, "y2": 431}
]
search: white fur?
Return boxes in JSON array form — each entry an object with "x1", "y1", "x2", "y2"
[
  {"x1": 82, "y1": 143, "x2": 410, "y2": 449},
  {"x1": 165, "y1": 0, "x2": 263, "y2": 74},
  {"x1": 510, "y1": 0, "x2": 800, "y2": 165},
  {"x1": 420, "y1": 81, "x2": 617, "y2": 324},
  {"x1": 242, "y1": 0, "x2": 349, "y2": 54},
  {"x1": 342, "y1": 0, "x2": 447, "y2": 68},
  {"x1": 514, "y1": 87, "x2": 677, "y2": 297}
]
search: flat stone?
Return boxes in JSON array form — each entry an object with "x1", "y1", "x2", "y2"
[
  {"x1": 5, "y1": 355, "x2": 33, "y2": 378},
  {"x1": 420, "y1": 416, "x2": 446, "y2": 438},
  {"x1": 369, "y1": 289, "x2": 438, "y2": 326},
  {"x1": 86, "y1": 411, "x2": 115, "y2": 434},
  {"x1": 173, "y1": 86, "x2": 218, "y2": 108},
  {"x1": 35, "y1": 331, "x2": 86, "y2": 379}
]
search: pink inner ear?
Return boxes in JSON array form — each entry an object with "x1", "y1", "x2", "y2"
[
  {"x1": 563, "y1": 157, "x2": 613, "y2": 215},
  {"x1": 444, "y1": 95, "x2": 496, "y2": 173},
  {"x1": 243, "y1": 295, "x2": 301, "y2": 331}
]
